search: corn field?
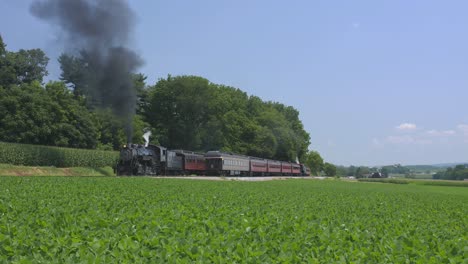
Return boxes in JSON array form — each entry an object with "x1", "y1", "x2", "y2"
[{"x1": 0, "y1": 142, "x2": 118, "y2": 168}]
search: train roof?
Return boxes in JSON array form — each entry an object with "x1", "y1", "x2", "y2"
[
  {"x1": 205, "y1": 151, "x2": 250, "y2": 159},
  {"x1": 205, "y1": 151, "x2": 306, "y2": 165},
  {"x1": 249, "y1": 156, "x2": 268, "y2": 162},
  {"x1": 171, "y1": 149, "x2": 205, "y2": 156}
]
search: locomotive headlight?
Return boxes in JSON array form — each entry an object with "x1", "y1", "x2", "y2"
[{"x1": 123, "y1": 144, "x2": 127, "y2": 148}]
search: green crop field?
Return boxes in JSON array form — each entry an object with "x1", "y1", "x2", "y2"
[
  {"x1": 0, "y1": 177, "x2": 466, "y2": 263},
  {"x1": 0, "y1": 142, "x2": 118, "y2": 168}
]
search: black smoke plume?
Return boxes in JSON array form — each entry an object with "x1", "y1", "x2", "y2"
[{"x1": 30, "y1": 0, "x2": 143, "y2": 143}]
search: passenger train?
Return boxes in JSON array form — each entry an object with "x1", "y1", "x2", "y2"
[{"x1": 116, "y1": 144, "x2": 311, "y2": 176}]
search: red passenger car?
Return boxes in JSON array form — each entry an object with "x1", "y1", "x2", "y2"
[
  {"x1": 250, "y1": 158, "x2": 268, "y2": 176},
  {"x1": 292, "y1": 163, "x2": 301, "y2": 175},
  {"x1": 174, "y1": 150, "x2": 206, "y2": 175},
  {"x1": 267, "y1": 160, "x2": 281, "y2": 175},
  {"x1": 281, "y1": 162, "x2": 292, "y2": 175}
]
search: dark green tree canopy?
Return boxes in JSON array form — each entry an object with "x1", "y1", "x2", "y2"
[
  {"x1": 12, "y1": 49, "x2": 49, "y2": 84},
  {"x1": 0, "y1": 82, "x2": 97, "y2": 148},
  {"x1": 433, "y1": 164, "x2": 468, "y2": 180},
  {"x1": 304, "y1": 150, "x2": 324, "y2": 175},
  {"x1": 0, "y1": 35, "x2": 6, "y2": 56},
  {"x1": 0, "y1": 41, "x2": 49, "y2": 87},
  {"x1": 58, "y1": 53, "x2": 87, "y2": 96},
  {"x1": 323, "y1": 162, "x2": 337, "y2": 177}
]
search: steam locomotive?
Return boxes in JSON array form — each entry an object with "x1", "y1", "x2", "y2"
[{"x1": 116, "y1": 143, "x2": 311, "y2": 176}]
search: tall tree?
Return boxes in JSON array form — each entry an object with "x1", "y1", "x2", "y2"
[
  {"x1": 133, "y1": 73, "x2": 149, "y2": 115},
  {"x1": 323, "y1": 162, "x2": 337, "y2": 177},
  {"x1": 304, "y1": 150, "x2": 324, "y2": 175},
  {"x1": 0, "y1": 35, "x2": 5, "y2": 56},
  {"x1": 58, "y1": 53, "x2": 87, "y2": 97},
  {"x1": 1, "y1": 36, "x2": 49, "y2": 87},
  {"x1": 11, "y1": 49, "x2": 49, "y2": 84},
  {"x1": 146, "y1": 75, "x2": 213, "y2": 150}
]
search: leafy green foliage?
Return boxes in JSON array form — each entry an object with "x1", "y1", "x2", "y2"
[
  {"x1": 381, "y1": 164, "x2": 411, "y2": 175},
  {"x1": 0, "y1": 82, "x2": 99, "y2": 148},
  {"x1": 0, "y1": 35, "x2": 5, "y2": 55},
  {"x1": 303, "y1": 150, "x2": 323, "y2": 175},
  {"x1": 433, "y1": 164, "x2": 468, "y2": 180},
  {"x1": 58, "y1": 53, "x2": 87, "y2": 96},
  {"x1": 323, "y1": 162, "x2": 337, "y2": 176},
  {"x1": 0, "y1": 178, "x2": 466, "y2": 262},
  {"x1": 0, "y1": 142, "x2": 118, "y2": 167},
  {"x1": 0, "y1": 36, "x2": 49, "y2": 87}
]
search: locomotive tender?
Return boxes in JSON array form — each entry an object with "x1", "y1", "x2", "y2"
[{"x1": 116, "y1": 144, "x2": 311, "y2": 176}]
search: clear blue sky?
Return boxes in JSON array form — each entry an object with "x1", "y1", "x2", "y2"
[{"x1": 1, "y1": 0, "x2": 467, "y2": 166}]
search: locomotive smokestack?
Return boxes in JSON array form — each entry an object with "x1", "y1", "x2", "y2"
[{"x1": 30, "y1": 0, "x2": 143, "y2": 143}]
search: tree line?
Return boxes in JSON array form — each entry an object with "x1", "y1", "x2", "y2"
[
  {"x1": 333, "y1": 164, "x2": 410, "y2": 178},
  {"x1": 433, "y1": 165, "x2": 468, "y2": 181},
  {"x1": 0, "y1": 35, "x2": 332, "y2": 167}
]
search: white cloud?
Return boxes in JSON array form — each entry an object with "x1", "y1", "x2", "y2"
[
  {"x1": 396, "y1": 123, "x2": 417, "y2": 131},
  {"x1": 374, "y1": 123, "x2": 466, "y2": 148},
  {"x1": 426, "y1": 130, "x2": 456, "y2": 136}
]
